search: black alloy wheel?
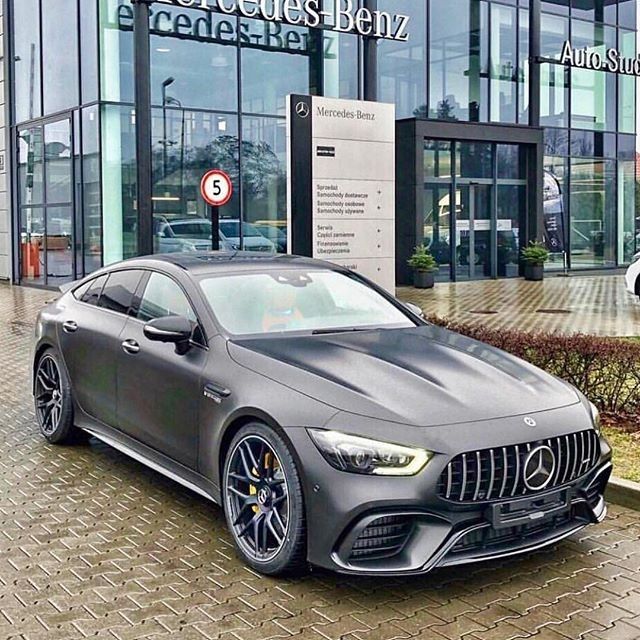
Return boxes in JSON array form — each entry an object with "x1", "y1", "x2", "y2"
[
  {"x1": 34, "y1": 349, "x2": 76, "y2": 444},
  {"x1": 223, "y1": 423, "x2": 306, "y2": 575}
]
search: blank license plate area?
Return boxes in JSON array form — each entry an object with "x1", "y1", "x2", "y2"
[{"x1": 488, "y1": 489, "x2": 570, "y2": 529}]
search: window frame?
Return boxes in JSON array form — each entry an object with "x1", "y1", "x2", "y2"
[
  {"x1": 73, "y1": 272, "x2": 108, "y2": 307},
  {"x1": 133, "y1": 269, "x2": 208, "y2": 349},
  {"x1": 97, "y1": 269, "x2": 146, "y2": 316}
]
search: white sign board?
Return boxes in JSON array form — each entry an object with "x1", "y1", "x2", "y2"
[{"x1": 287, "y1": 96, "x2": 396, "y2": 292}]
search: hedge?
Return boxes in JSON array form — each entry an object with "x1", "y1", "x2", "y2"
[{"x1": 427, "y1": 315, "x2": 640, "y2": 421}]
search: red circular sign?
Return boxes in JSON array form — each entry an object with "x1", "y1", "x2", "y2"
[{"x1": 200, "y1": 169, "x2": 233, "y2": 207}]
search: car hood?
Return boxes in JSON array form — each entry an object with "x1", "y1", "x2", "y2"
[{"x1": 228, "y1": 325, "x2": 580, "y2": 426}]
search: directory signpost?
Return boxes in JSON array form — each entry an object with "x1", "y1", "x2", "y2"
[{"x1": 287, "y1": 95, "x2": 396, "y2": 292}]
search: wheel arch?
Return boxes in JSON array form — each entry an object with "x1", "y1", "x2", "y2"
[
  {"x1": 32, "y1": 341, "x2": 56, "y2": 393},
  {"x1": 635, "y1": 274, "x2": 640, "y2": 296},
  {"x1": 217, "y1": 409, "x2": 303, "y2": 490}
]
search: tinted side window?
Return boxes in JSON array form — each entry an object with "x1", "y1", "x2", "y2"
[
  {"x1": 99, "y1": 270, "x2": 144, "y2": 315},
  {"x1": 72, "y1": 279, "x2": 93, "y2": 301},
  {"x1": 138, "y1": 273, "x2": 197, "y2": 323},
  {"x1": 80, "y1": 275, "x2": 108, "y2": 306}
]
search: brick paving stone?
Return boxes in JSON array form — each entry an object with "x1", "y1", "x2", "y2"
[
  {"x1": 592, "y1": 620, "x2": 640, "y2": 640},
  {"x1": 1, "y1": 278, "x2": 640, "y2": 640},
  {"x1": 470, "y1": 621, "x2": 531, "y2": 640},
  {"x1": 579, "y1": 602, "x2": 636, "y2": 627}
]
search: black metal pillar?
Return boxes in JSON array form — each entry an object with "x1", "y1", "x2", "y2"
[
  {"x1": 308, "y1": 29, "x2": 325, "y2": 96},
  {"x1": 528, "y1": 0, "x2": 541, "y2": 128},
  {"x1": 132, "y1": 0, "x2": 154, "y2": 257},
  {"x1": 528, "y1": 0, "x2": 544, "y2": 247},
  {"x1": 363, "y1": 0, "x2": 378, "y2": 101}
]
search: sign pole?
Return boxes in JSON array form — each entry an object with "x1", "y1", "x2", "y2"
[
  {"x1": 211, "y1": 205, "x2": 219, "y2": 251},
  {"x1": 200, "y1": 169, "x2": 233, "y2": 251}
]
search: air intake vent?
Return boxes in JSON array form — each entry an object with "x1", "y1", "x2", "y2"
[
  {"x1": 450, "y1": 511, "x2": 574, "y2": 555},
  {"x1": 349, "y1": 515, "x2": 414, "y2": 562},
  {"x1": 438, "y1": 430, "x2": 600, "y2": 503}
]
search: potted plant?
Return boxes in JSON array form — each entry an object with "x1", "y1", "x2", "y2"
[
  {"x1": 408, "y1": 245, "x2": 438, "y2": 289},
  {"x1": 521, "y1": 240, "x2": 549, "y2": 281}
]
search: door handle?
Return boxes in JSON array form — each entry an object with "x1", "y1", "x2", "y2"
[
  {"x1": 121, "y1": 339, "x2": 140, "y2": 355},
  {"x1": 62, "y1": 320, "x2": 78, "y2": 334}
]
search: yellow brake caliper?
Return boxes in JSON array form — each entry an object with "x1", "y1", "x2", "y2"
[{"x1": 250, "y1": 453, "x2": 276, "y2": 513}]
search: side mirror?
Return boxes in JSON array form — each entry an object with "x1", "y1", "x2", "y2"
[
  {"x1": 143, "y1": 315, "x2": 193, "y2": 355},
  {"x1": 405, "y1": 302, "x2": 425, "y2": 320}
]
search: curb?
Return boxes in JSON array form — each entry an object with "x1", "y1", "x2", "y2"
[{"x1": 607, "y1": 476, "x2": 640, "y2": 511}]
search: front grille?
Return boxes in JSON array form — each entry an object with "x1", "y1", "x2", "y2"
[
  {"x1": 450, "y1": 511, "x2": 574, "y2": 555},
  {"x1": 438, "y1": 430, "x2": 600, "y2": 503},
  {"x1": 348, "y1": 515, "x2": 414, "y2": 562}
]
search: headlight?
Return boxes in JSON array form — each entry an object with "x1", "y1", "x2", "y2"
[
  {"x1": 308, "y1": 429, "x2": 432, "y2": 476},
  {"x1": 589, "y1": 402, "x2": 602, "y2": 435}
]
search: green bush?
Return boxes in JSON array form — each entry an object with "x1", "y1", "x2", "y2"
[
  {"x1": 427, "y1": 315, "x2": 640, "y2": 421},
  {"x1": 408, "y1": 246, "x2": 438, "y2": 272},
  {"x1": 521, "y1": 240, "x2": 550, "y2": 266}
]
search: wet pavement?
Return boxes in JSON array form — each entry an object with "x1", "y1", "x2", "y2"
[
  {"x1": 398, "y1": 274, "x2": 640, "y2": 337},
  {"x1": 1, "y1": 281, "x2": 640, "y2": 640}
]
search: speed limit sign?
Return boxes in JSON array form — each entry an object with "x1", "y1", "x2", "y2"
[{"x1": 200, "y1": 169, "x2": 233, "y2": 207}]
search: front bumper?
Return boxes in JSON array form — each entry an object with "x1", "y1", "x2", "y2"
[{"x1": 286, "y1": 427, "x2": 612, "y2": 576}]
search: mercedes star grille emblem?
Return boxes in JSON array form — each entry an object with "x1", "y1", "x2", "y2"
[
  {"x1": 523, "y1": 445, "x2": 556, "y2": 491},
  {"x1": 295, "y1": 101, "x2": 310, "y2": 118},
  {"x1": 524, "y1": 416, "x2": 537, "y2": 427}
]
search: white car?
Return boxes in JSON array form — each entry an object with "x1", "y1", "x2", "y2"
[{"x1": 625, "y1": 253, "x2": 640, "y2": 297}]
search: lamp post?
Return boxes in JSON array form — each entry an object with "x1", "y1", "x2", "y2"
[
  {"x1": 161, "y1": 76, "x2": 175, "y2": 180},
  {"x1": 165, "y1": 96, "x2": 185, "y2": 215}
]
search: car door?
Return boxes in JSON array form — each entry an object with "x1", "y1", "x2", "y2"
[
  {"x1": 58, "y1": 270, "x2": 144, "y2": 427},
  {"x1": 116, "y1": 271, "x2": 207, "y2": 469}
]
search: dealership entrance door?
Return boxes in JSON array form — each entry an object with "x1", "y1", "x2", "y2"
[
  {"x1": 455, "y1": 183, "x2": 492, "y2": 280},
  {"x1": 16, "y1": 115, "x2": 75, "y2": 287},
  {"x1": 396, "y1": 119, "x2": 544, "y2": 285}
]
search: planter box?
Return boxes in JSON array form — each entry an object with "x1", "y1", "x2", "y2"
[
  {"x1": 413, "y1": 270, "x2": 435, "y2": 289},
  {"x1": 524, "y1": 263, "x2": 544, "y2": 281}
]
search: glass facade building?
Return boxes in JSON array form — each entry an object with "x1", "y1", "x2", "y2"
[{"x1": 6, "y1": 0, "x2": 640, "y2": 287}]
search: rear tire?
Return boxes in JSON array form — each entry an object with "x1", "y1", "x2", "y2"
[
  {"x1": 34, "y1": 348, "x2": 79, "y2": 444},
  {"x1": 222, "y1": 422, "x2": 307, "y2": 576}
]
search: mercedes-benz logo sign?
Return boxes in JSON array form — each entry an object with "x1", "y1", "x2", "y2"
[
  {"x1": 257, "y1": 487, "x2": 271, "y2": 506},
  {"x1": 295, "y1": 101, "x2": 310, "y2": 118},
  {"x1": 523, "y1": 445, "x2": 556, "y2": 491},
  {"x1": 524, "y1": 416, "x2": 537, "y2": 427}
]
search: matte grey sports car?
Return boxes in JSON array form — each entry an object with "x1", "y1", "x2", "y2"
[{"x1": 32, "y1": 252, "x2": 611, "y2": 576}]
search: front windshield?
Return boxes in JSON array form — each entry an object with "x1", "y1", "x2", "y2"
[{"x1": 199, "y1": 269, "x2": 415, "y2": 336}]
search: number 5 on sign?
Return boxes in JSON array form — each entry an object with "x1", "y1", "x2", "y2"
[{"x1": 200, "y1": 170, "x2": 233, "y2": 207}]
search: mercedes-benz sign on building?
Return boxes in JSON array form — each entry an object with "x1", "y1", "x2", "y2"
[{"x1": 3, "y1": 0, "x2": 640, "y2": 288}]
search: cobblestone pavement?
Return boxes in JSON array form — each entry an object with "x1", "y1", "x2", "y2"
[
  {"x1": 398, "y1": 274, "x2": 640, "y2": 337},
  {"x1": 1, "y1": 282, "x2": 640, "y2": 640}
]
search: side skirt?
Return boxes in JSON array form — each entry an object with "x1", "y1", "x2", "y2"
[{"x1": 80, "y1": 425, "x2": 220, "y2": 506}]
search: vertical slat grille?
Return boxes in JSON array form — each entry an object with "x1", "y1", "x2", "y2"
[{"x1": 438, "y1": 430, "x2": 600, "y2": 503}]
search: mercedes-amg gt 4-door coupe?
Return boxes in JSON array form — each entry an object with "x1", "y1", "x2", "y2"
[{"x1": 32, "y1": 253, "x2": 611, "y2": 576}]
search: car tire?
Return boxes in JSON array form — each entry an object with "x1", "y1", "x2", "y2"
[
  {"x1": 222, "y1": 422, "x2": 307, "y2": 576},
  {"x1": 34, "y1": 348, "x2": 78, "y2": 445}
]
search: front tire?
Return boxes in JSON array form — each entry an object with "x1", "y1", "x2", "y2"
[
  {"x1": 34, "y1": 348, "x2": 78, "y2": 444},
  {"x1": 223, "y1": 422, "x2": 307, "y2": 575}
]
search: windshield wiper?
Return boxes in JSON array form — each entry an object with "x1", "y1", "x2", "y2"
[{"x1": 312, "y1": 327, "x2": 376, "y2": 335}]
